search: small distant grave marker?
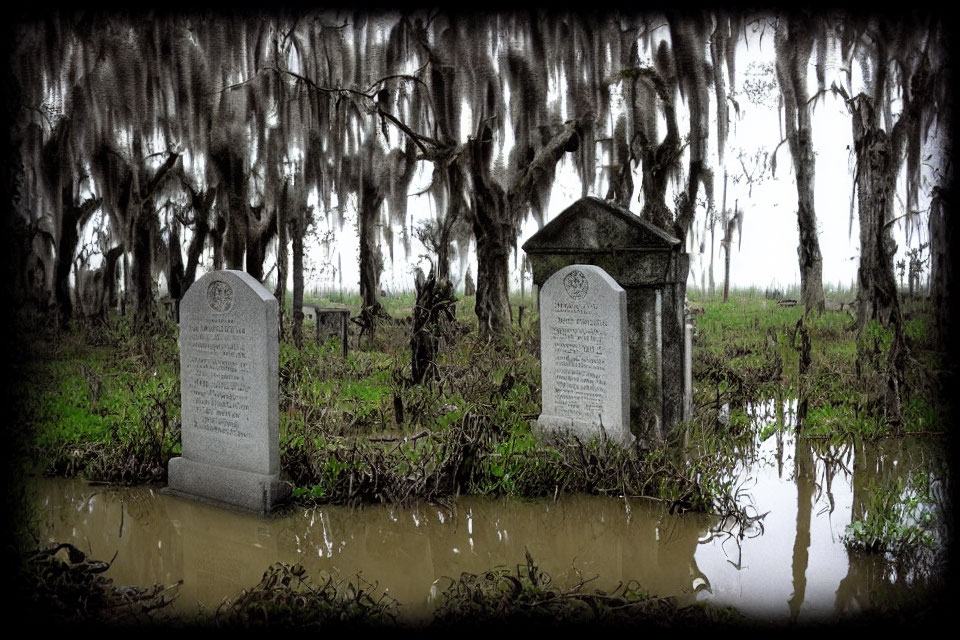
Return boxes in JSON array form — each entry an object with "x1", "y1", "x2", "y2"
[
  {"x1": 536, "y1": 264, "x2": 631, "y2": 445},
  {"x1": 166, "y1": 270, "x2": 289, "y2": 513},
  {"x1": 303, "y1": 304, "x2": 350, "y2": 358}
]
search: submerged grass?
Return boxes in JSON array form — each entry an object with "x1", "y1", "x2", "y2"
[
  {"x1": 20, "y1": 546, "x2": 741, "y2": 628},
  {"x1": 844, "y1": 469, "x2": 947, "y2": 555},
  {"x1": 431, "y1": 550, "x2": 743, "y2": 628},
  {"x1": 214, "y1": 562, "x2": 400, "y2": 628},
  {"x1": 16, "y1": 541, "x2": 179, "y2": 627}
]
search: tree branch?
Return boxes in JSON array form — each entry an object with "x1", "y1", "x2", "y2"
[
  {"x1": 268, "y1": 65, "x2": 441, "y2": 156},
  {"x1": 375, "y1": 107, "x2": 437, "y2": 155},
  {"x1": 510, "y1": 112, "x2": 595, "y2": 214},
  {"x1": 144, "y1": 152, "x2": 181, "y2": 202},
  {"x1": 365, "y1": 62, "x2": 430, "y2": 93}
]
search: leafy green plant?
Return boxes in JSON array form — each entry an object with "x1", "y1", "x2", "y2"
[{"x1": 844, "y1": 472, "x2": 942, "y2": 554}]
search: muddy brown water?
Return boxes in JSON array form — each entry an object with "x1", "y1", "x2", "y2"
[{"x1": 29, "y1": 427, "x2": 946, "y2": 625}]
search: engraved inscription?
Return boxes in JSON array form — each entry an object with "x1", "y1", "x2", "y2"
[
  {"x1": 548, "y1": 298, "x2": 609, "y2": 421},
  {"x1": 206, "y1": 280, "x2": 233, "y2": 312},
  {"x1": 182, "y1": 314, "x2": 253, "y2": 439}
]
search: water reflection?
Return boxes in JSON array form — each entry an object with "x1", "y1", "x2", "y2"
[
  {"x1": 691, "y1": 399, "x2": 945, "y2": 622},
  {"x1": 31, "y1": 420, "x2": 945, "y2": 624}
]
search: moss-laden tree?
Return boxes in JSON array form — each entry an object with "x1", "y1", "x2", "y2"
[{"x1": 775, "y1": 12, "x2": 826, "y2": 313}]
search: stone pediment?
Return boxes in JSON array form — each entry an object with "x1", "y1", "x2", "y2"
[{"x1": 522, "y1": 197, "x2": 680, "y2": 253}]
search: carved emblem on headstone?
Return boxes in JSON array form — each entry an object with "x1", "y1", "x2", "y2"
[
  {"x1": 207, "y1": 280, "x2": 233, "y2": 312},
  {"x1": 562, "y1": 269, "x2": 589, "y2": 299}
]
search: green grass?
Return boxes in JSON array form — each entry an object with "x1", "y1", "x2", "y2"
[
  {"x1": 14, "y1": 286, "x2": 950, "y2": 523},
  {"x1": 690, "y1": 288, "x2": 946, "y2": 439}
]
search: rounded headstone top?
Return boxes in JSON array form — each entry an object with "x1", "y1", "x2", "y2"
[
  {"x1": 185, "y1": 270, "x2": 277, "y2": 307},
  {"x1": 545, "y1": 263, "x2": 625, "y2": 295}
]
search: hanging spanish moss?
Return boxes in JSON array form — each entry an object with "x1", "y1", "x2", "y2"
[{"x1": 8, "y1": 9, "x2": 950, "y2": 351}]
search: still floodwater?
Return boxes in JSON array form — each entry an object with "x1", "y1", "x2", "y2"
[{"x1": 31, "y1": 430, "x2": 945, "y2": 624}]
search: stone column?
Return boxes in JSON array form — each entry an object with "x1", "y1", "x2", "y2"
[
  {"x1": 660, "y1": 255, "x2": 689, "y2": 436},
  {"x1": 624, "y1": 287, "x2": 661, "y2": 439}
]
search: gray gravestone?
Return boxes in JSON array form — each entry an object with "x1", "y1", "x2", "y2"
[
  {"x1": 537, "y1": 265, "x2": 632, "y2": 445},
  {"x1": 522, "y1": 197, "x2": 688, "y2": 441},
  {"x1": 167, "y1": 270, "x2": 289, "y2": 513}
]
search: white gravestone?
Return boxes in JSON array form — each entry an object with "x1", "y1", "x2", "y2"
[
  {"x1": 167, "y1": 270, "x2": 289, "y2": 513},
  {"x1": 537, "y1": 265, "x2": 632, "y2": 445}
]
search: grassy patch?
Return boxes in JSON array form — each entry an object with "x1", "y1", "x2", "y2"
[{"x1": 690, "y1": 292, "x2": 947, "y2": 439}]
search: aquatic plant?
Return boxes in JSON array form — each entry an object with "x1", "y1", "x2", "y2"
[
  {"x1": 844, "y1": 471, "x2": 945, "y2": 555},
  {"x1": 431, "y1": 550, "x2": 743, "y2": 627},
  {"x1": 214, "y1": 562, "x2": 399, "y2": 628},
  {"x1": 16, "y1": 542, "x2": 179, "y2": 625}
]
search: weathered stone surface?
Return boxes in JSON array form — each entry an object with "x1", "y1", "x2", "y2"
[
  {"x1": 167, "y1": 270, "x2": 289, "y2": 513},
  {"x1": 303, "y1": 306, "x2": 351, "y2": 358},
  {"x1": 316, "y1": 308, "x2": 349, "y2": 339},
  {"x1": 536, "y1": 265, "x2": 631, "y2": 445}
]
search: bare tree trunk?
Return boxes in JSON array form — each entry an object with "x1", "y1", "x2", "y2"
[
  {"x1": 436, "y1": 163, "x2": 465, "y2": 283},
  {"x1": 929, "y1": 185, "x2": 953, "y2": 352},
  {"x1": 716, "y1": 172, "x2": 728, "y2": 298},
  {"x1": 182, "y1": 213, "x2": 210, "y2": 292},
  {"x1": 274, "y1": 200, "x2": 288, "y2": 339},
  {"x1": 244, "y1": 205, "x2": 277, "y2": 282},
  {"x1": 473, "y1": 216, "x2": 513, "y2": 340},
  {"x1": 852, "y1": 109, "x2": 900, "y2": 330},
  {"x1": 213, "y1": 146, "x2": 249, "y2": 271},
  {"x1": 103, "y1": 244, "x2": 123, "y2": 313},
  {"x1": 223, "y1": 207, "x2": 246, "y2": 271},
  {"x1": 166, "y1": 220, "x2": 185, "y2": 322},
  {"x1": 467, "y1": 115, "x2": 589, "y2": 340},
  {"x1": 709, "y1": 223, "x2": 716, "y2": 296},
  {"x1": 358, "y1": 185, "x2": 385, "y2": 331},
  {"x1": 211, "y1": 212, "x2": 226, "y2": 271},
  {"x1": 468, "y1": 132, "x2": 513, "y2": 341},
  {"x1": 775, "y1": 18, "x2": 825, "y2": 314},
  {"x1": 851, "y1": 101, "x2": 906, "y2": 427},
  {"x1": 131, "y1": 201, "x2": 156, "y2": 328},
  {"x1": 723, "y1": 218, "x2": 733, "y2": 304},
  {"x1": 605, "y1": 116, "x2": 633, "y2": 208},
  {"x1": 183, "y1": 187, "x2": 214, "y2": 290},
  {"x1": 54, "y1": 186, "x2": 102, "y2": 329},
  {"x1": 638, "y1": 79, "x2": 680, "y2": 231},
  {"x1": 291, "y1": 207, "x2": 305, "y2": 350}
]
